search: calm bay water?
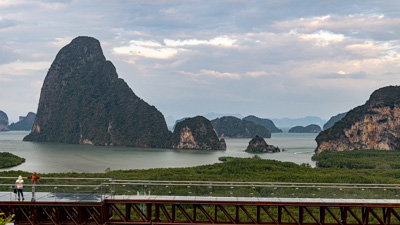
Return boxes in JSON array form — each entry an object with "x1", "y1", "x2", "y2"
[{"x1": 0, "y1": 130, "x2": 318, "y2": 173}]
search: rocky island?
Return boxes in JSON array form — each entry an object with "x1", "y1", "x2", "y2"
[
  {"x1": 0, "y1": 111, "x2": 9, "y2": 131},
  {"x1": 243, "y1": 115, "x2": 282, "y2": 133},
  {"x1": 289, "y1": 124, "x2": 321, "y2": 133},
  {"x1": 211, "y1": 116, "x2": 271, "y2": 138},
  {"x1": 316, "y1": 86, "x2": 400, "y2": 154},
  {"x1": 170, "y1": 116, "x2": 226, "y2": 150},
  {"x1": 245, "y1": 135, "x2": 280, "y2": 153},
  {"x1": 9, "y1": 112, "x2": 36, "y2": 131}
]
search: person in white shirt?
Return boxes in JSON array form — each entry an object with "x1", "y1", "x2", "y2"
[{"x1": 15, "y1": 175, "x2": 24, "y2": 201}]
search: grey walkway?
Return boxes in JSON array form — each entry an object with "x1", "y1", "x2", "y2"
[
  {"x1": 0, "y1": 191, "x2": 103, "y2": 202},
  {"x1": 2, "y1": 191, "x2": 400, "y2": 204}
]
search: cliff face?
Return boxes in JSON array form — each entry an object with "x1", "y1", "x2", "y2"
[
  {"x1": 211, "y1": 116, "x2": 271, "y2": 138},
  {"x1": 316, "y1": 86, "x2": 400, "y2": 154},
  {"x1": 170, "y1": 116, "x2": 226, "y2": 150},
  {"x1": 0, "y1": 110, "x2": 9, "y2": 131},
  {"x1": 24, "y1": 36, "x2": 171, "y2": 147}
]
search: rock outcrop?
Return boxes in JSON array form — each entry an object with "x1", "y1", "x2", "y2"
[
  {"x1": 211, "y1": 116, "x2": 271, "y2": 138},
  {"x1": 245, "y1": 135, "x2": 280, "y2": 153},
  {"x1": 24, "y1": 36, "x2": 171, "y2": 147},
  {"x1": 289, "y1": 124, "x2": 321, "y2": 133},
  {"x1": 0, "y1": 110, "x2": 9, "y2": 131},
  {"x1": 323, "y1": 112, "x2": 347, "y2": 130},
  {"x1": 316, "y1": 86, "x2": 400, "y2": 154},
  {"x1": 170, "y1": 116, "x2": 226, "y2": 150},
  {"x1": 9, "y1": 112, "x2": 36, "y2": 131},
  {"x1": 243, "y1": 115, "x2": 282, "y2": 133}
]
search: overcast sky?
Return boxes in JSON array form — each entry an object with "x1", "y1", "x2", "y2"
[{"x1": 1, "y1": 0, "x2": 400, "y2": 123}]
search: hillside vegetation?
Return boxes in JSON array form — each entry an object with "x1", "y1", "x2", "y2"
[
  {"x1": 2, "y1": 156, "x2": 400, "y2": 184},
  {"x1": 312, "y1": 149, "x2": 400, "y2": 169}
]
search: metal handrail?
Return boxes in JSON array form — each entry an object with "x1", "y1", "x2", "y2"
[
  {"x1": 100, "y1": 182, "x2": 400, "y2": 189},
  {"x1": 0, "y1": 176, "x2": 400, "y2": 188},
  {"x1": 0, "y1": 176, "x2": 111, "y2": 180}
]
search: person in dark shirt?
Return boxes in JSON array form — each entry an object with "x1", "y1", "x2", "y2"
[{"x1": 27, "y1": 172, "x2": 41, "y2": 200}]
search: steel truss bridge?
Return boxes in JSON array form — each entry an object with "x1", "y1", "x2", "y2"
[
  {"x1": 1, "y1": 179, "x2": 400, "y2": 225},
  {"x1": 3, "y1": 195, "x2": 400, "y2": 225}
]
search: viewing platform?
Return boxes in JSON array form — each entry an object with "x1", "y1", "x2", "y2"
[{"x1": 1, "y1": 178, "x2": 400, "y2": 224}]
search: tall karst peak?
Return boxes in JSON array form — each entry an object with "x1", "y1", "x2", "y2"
[
  {"x1": 24, "y1": 36, "x2": 171, "y2": 147},
  {"x1": 316, "y1": 85, "x2": 400, "y2": 154}
]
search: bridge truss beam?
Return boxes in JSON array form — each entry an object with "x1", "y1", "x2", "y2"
[
  {"x1": 2, "y1": 200, "x2": 400, "y2": 224},
  {"x1": 103, "y1": 200, "x2": 400, "y2": 225}
]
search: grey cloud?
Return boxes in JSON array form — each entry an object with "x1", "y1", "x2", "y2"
[
  {"x1": 2, "y1": 0, "x2": 400, "y2": 121},
  {"x1": 0, "y1": 46, "x2": 18, "y2": 64},
  {"x1": 0, "y1": 18, "x2": 16, "y2": 29},
  {"x1": 318, "y1": 72, "x2": 367, "y2": 79}
]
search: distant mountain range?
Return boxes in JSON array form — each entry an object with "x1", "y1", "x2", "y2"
[
  {"x1": 271, "y1": 116, "x2": 327, "y2": 128},
  {"x1": 170, "y1": 114, "x2": 327, "y2": 130}
]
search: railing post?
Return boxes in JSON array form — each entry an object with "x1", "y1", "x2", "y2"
[
  {"x1": 193, "y1": 204, "x2": 197, "y2": 222},
  {"x1": 215, "y1": 205, "x2": 218, "y2": 222},
  {"x1": 126, "y1": 203, "x2": 131, "y2": 220},
  {"x1": 155, "y1": 203, "x2": 159, "y2": 222},
  {"x1": 278, "y1": 206, "x2": 282, "y2": 224},
  {"x1": 299, "y1": 206, "x2": 304, "y2": 225},
  {"x1": 146, "y1": 203, "x2": 152, "y2": 222},
  {"x1": 56, "y1": 206, "x2": 61, "y2": 224},
  {"x1": 172, "y1": 204, "x2": 176, "y2": 222},
  {"x1": 110, "y1": 177, "x2": 115, "y2": 198},
  {"x1": 320, "y1": 206, "x2": 326, "y2": 225},
  {"x1": 385, "y1": 207, "x2": 392, "y2": 225},
  {"x1": 341, "y1": 206, "x2": 348, "y2": 225},
  {"x1": 235, "y1": 205, "x2": 239, "y2": 223},
  {"x1": 101, "y1": 202, "x2": 109, "y2": 224}
]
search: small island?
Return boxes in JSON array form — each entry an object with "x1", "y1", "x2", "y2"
[
  {"x1": 288, "y1": 124, "x2": 321, "y2": 133},
  {"x1": 0, "y1": 152, "x2": 25, "y2": 169},
  {"x1": 170, "y1": 116, "x2": 226, "y2": 150},
  {"x1": 245, "y1": 135, "x2": 280, "y2": 153},
  {"x1": 211, "y1": 116, "x2": 271, "y2": 138}
]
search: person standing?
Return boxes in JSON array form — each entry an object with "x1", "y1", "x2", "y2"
[
  {"x1": 27, "y1": 172, "x2": 41, "y2": 200},
  {"x1": 15, "y1": 175, "x2": 24, "y2": 201}
]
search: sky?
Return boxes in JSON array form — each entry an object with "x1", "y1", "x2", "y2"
[{"x1": 1, "y1": 0, "x2": 400, "y2": 124}]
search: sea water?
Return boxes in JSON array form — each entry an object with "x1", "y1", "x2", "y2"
[{"x1": 0, "y1": 130, "x2": 317, "y2": 173}]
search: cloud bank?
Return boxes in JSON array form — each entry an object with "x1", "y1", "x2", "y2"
[{"x1": 1, "y1": 0, "x2": 400, "y2": 123}]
